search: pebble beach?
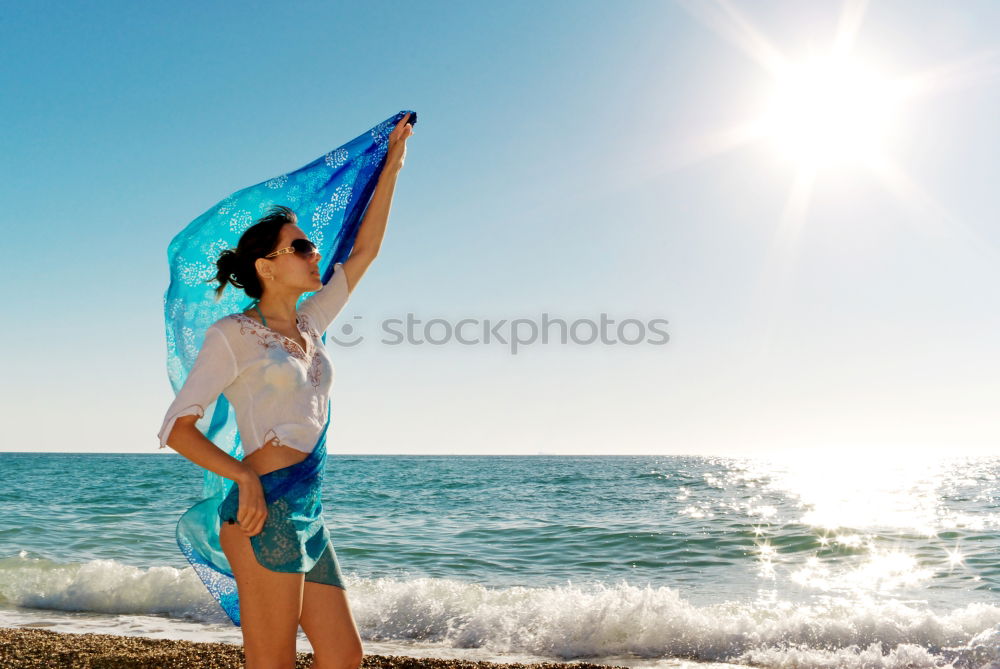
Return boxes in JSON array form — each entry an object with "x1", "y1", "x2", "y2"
[{"x1": 0, "y1": 627, "x2": 628, "y2": 669}]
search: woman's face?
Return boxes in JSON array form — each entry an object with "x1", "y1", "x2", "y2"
[{"x1": 258, "y1": 224, "x2": 323, "y2": 294}]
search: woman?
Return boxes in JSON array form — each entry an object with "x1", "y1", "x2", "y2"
[{"x1": 158, "y1": 112, "x2": 414, "y2": 668}]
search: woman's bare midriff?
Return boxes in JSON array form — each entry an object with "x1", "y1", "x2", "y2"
[{"x1": 242, "y1": 442, "x2": 310, "y2": 477}]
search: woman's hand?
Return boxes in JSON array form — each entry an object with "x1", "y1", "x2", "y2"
[
  {"x1": 385, "y1": 112, "x2": 415, "y2": 173},
  {"x1": 235, "y1": 470, "x2": 268, "y2": 537}
]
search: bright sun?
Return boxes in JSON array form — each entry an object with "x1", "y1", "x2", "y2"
[
  {"x1": 757, "y1": 56, "x2": 905, "y2": 171},
  {"x1": 651, "y1": 0, "x2": 1000, "y2": 394}
]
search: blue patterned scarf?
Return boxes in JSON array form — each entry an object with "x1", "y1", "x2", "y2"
[{"x1": 163, "y1": 109, "x2": 416, "y2": 625}]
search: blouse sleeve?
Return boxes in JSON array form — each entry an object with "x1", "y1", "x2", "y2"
[
  {"x1": 298, "y1": 261, "x2": 351, "y2": 333},
  {"x1": 157, "y1": 324, "x2": 239, "y2": 449}
]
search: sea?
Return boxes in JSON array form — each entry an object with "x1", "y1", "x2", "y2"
[{"x1": 1, "y1": 452, "x2": 999, "y2": 669}]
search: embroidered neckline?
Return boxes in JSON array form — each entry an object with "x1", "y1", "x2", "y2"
[{"x1": 229, "y1": 311, "x2": 313, "y2": 359}]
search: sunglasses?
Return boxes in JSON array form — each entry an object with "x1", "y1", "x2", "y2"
[{"x1": 264, "y1": 238, "x2": 320, "y2": 260}]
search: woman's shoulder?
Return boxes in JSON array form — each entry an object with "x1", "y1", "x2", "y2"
[
  {"x1": 209, "y1": 313, "x2": 248, "y2": 337},
  {"x1": 204, "y1": 315, "x2": 252, "y2": 360},
  {"x1": 211, "y1": 311, "x2": 280, "y2": 344}
]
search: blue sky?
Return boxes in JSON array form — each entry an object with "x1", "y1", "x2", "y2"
[{"x1": 3, "y1": 0, "x2": 998, "y2": 455}]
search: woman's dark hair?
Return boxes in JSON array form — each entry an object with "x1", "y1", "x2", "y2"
[{"x1": 211, "y1": 205, "x2": 297, "y2": 301}]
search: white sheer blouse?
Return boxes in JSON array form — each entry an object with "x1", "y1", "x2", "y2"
[{"x1": 158, "y1": 262, "x2": 351, "y2": 457}]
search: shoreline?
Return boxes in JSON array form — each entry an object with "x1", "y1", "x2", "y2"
[{"x1": 0, "y1": 627, "x2": 629, "y2": 669}]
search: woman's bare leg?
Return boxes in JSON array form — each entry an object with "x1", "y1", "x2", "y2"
[
  {"x1": 220, "y1": 521, "x2": 304, "y2": 669},
  {"x1": 299, "y1": 581, "x2": 363, "y2": 669}
]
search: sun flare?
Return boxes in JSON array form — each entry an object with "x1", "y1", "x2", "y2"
[
  {"x1": 660, "y1": 0, "x2": 1000, "y2": 385},
  {"x1": 757, "y1": 56, "x2": 905, "y2": 171}
]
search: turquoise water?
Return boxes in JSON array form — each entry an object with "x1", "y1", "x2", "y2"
[{"x1": 2, "y1": 453, "x2": 1000, "y2": 668}]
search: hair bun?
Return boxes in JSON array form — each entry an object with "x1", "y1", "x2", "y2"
[{"x1": 211, "y1": 205, "x2": 294, "y2": 301}]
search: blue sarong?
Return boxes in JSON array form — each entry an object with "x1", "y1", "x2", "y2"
[{"x1": 163, "y1": 109, "x2": 416, "y2": 626}]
